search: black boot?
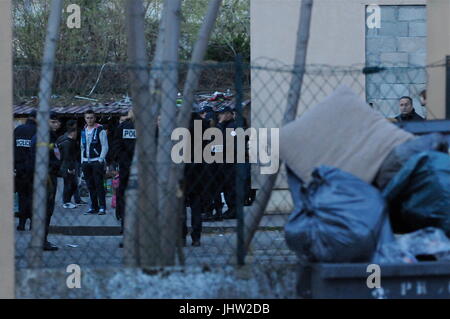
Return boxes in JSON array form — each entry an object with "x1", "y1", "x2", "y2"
[
  {"x1": 222, "y1": 209, "x2": 236, "y2": 220},
  {"x1": 202, "y1": 210, "x2": 215, "y2": 222},
  {"x1": 17, "y1": 218, "x2": 26, "y2": 231},
  {"x1": 213, "y1": 208, "x2": 223, "y2": 221},
  {"x1": 43, "y1": 241, "x2": 58, "y2": 251}
]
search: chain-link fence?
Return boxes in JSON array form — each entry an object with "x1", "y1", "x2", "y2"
[{"x1": 13, "y1": 59, "x2": 446, "y2": 274}]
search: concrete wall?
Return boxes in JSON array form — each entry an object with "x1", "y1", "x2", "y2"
[
  {"x1": 0, "y1": 0, "x2": 15, "y2": 299},
  {"x1": 366, "y1": 5, "x2": 427, "y2": 118}
]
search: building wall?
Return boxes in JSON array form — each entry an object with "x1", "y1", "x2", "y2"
[
  {"x1": 427, "y1": 0, "x2": 450, "y2": 120},
  {"x1": 366, "y1": 5, "x2": 427, "y2": 118},
  {"x1": 0, "y1": 0, "x2": 15, "y2": 299},
  {"x1": 250, "y1": 0, "x2": 428, "y2": 208},
  {"x1": 250, "y1": 0, "x2": 427, "y2": 129}
]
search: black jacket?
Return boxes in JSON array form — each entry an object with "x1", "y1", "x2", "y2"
[
  {"x1": 111, "y1": 119, "x2": 136, "y2": 167},
  {"x1": 184, "y1": 115, "x2": 211, "y2": 196},
  {"x1": 14, "y1": 119, "x2": 37, "y2": 175},
  {"x1": 49, "y1": 130, "x2": 63, "y2": 175},
  {"x1": 30, "y1": 129, "x2": 63, "y2": 176},
  {"x1": 395, "y1": 110, "x2": 425, "y2": 122},
  {"x1": 56, "y1": 134, "x2": 78, "y2": 176},
  {"x1": 216, "y1": 118, "x2": 240, "y2": 166}
]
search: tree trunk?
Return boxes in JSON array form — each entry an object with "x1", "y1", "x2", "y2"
[
  {"x1": 166, "y1": 0, "x2": 223, "y2": 264},
  {"x1": 27, "y1": 0, "x2": 63, "y2": 268},
  {"x1": 125, "y1": 0, "x2": 160, "y2": 267},
  {"x1": 243, "y1": 0, "x2": 314, "y2": 256},
  {"x1": 157, "y1": 0, "x2": 182, "y2": 266}
]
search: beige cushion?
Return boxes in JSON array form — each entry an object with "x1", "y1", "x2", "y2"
[{"x1": 279, "y1": 86, "x2": 414, "y2": 184}]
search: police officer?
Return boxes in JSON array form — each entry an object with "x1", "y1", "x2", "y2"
[
  {"x1": 28, "y1": 111, "x2": 62, "y2": 251},
  {"x1": 215, "y1": 105, "x2": 238, "y2": 220},
  {"x1": 14, "y1": 110, "x2": 37, "y2": 231},
  {"x1": 111, "y1": 109, "x2": 136, "y2": 233},
  {"x1": 182, "y1": 106, "x2": 211, "y2": 246},
  {"x1": 197, "y1": 103, "x2": 223, "y2": 222}
]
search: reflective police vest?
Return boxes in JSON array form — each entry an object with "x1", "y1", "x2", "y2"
[{"x1": 14, "y1": 119, "x2": 37, "y2": 173}]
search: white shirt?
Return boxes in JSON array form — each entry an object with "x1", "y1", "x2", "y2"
[{"x1": 85, "y1": 127, "x2": 95, "y2": 159}]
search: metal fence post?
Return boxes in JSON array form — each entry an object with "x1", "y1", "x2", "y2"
[
  {"x1": 234, "y1": 54, "x2": 245, "y2": 266},
  {"x1": 446, "y1": 56, "x2": 450, "y2": 119}
]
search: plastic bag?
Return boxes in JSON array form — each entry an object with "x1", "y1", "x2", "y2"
[
  {"x1": 397, "y1": 227, "x2": 450, "y2": 260},
  {"x1": 374, "y1": 240, "x2": 418, "y2": 264},
  {"x1": 382, "y1": 151, "x2": 450, "y2": 236},
  {"x1": 375, "y1": 227, "x2": 450, "y2": 263},
  {"x1": 371, "y1": 215, "x2": 417, "y2": 264},
  {"x1": 375, "y1": 133, "x2": 448, "y2": 189},
  {"x1": 285, "y1": 166, "x2": 387, "y2": 263}
]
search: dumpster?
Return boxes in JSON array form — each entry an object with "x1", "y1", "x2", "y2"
[
  {"x1": 294, "y1": 120, "x2": 450, "y2": 299},
  {"x1": 297, "y1": 262, "x2": 450, "y2": 299}
]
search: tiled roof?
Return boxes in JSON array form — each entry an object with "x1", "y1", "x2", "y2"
[{"x1": 14, "y1": 105, "x2": 130, "y2": 116}]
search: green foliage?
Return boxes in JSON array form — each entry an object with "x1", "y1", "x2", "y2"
[{"x1": 12, "y1": 0, "x2": 250, "y2": 65}]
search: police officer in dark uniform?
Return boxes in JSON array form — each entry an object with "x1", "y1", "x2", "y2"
[
  {"x1": 215, "y1": 105, "x2": 238, "y2": 219},
  {"x1": 29, "y1": 111, "x2": 62, "y2": 251},
  {"x1": 182, "y1": 106, "x2": 211, "y2": 246},
  {"x1": 195, "y1": 104, "x2": 223, "y2": 222},
  {"x1": 14, "y1": 110, "x2": 37, "y2": 231},
  {"x1": 111, "y1": 109, "x2": 136, "y2": 233}
]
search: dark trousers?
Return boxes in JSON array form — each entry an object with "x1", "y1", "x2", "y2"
[
  {"x1": 72, "y1": 162, "x2": 82, "y2": 203},
  {"x1": 205, "y1": 164, "x2": 223, "y2": 213},
  {"x1": 117, "y1": 164, "x2": 131, "y2": 231},
  {"x1": 15, "y1": 173, "x2": 33, "y2": 221},
  {"x1": 62, "y1": 172, "x2": 77, "y2": 203},
  {"x1": 223, "y1": 166, "x2": 236, "y2": 212},
  {"x1": 183, "y1": 195, "x2": 203, "y2": 242},
  {"x1": 82, "y1": 161, "x2": 106, "y2": 211},
  {"x1": 212, "y1": 192, "x2": 223, "y2": 211},
  {"x1": 45, "y1": 174, "x2": 57, "y2": 242}
]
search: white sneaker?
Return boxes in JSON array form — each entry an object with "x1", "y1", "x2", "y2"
[
  {"x1": 63, "y1": 203, "x2": 77, "y2": 209},
  {"x1": 98, "y1": 208, "x2": 106, "y2": 215}
]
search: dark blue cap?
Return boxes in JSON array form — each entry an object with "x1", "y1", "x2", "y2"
[
  {"x1": 215, "y1": 105, "x2": 233, "y2": 113},
  {"x1": 29, "y1": 109, "x2": 37, "y2": 118},
  {"x1": 50, "y1": 111, "x2": 59, "y2": 120}
]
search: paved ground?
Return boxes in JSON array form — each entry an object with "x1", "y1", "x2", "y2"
[{"x1": 15, "y1": 178, "x2": 296, "y2": 269}]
